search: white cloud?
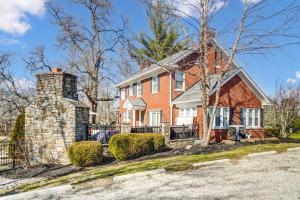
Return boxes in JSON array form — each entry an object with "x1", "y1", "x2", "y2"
[
  {"x1": 296, "y1": 71, "x2": 300, "y2": 79},
  {"x1": 287, "y1": 78, "x2": 297, "y2": 84},
  {"x1": 173, "y1": 0, "x2": 227, "y2": 18},
  {"x1": 0, "y1": 0, "x2": 47, "y2": 35},
  {"x1": 242, "y1": 0, "x2": 262, "y2": 4},
  {"x1": 0, "y1": 36, "x2": 21, "y2": 45}
]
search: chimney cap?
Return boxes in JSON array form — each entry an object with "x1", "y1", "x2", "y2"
[{"x1": 51, "y1": 67, "x2": 62, "y2": 73}]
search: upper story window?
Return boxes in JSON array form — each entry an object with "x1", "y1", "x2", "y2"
[
  {"x1": 240, "y1": 108, "x2": 261, "y2": 128},
  {"x1": 121, "y1": 88, "x2": 126, "y2": 100},
  {"x1": 129, "y1": 84, "x2": 134, "y2": 96},
  {"x1": 151, "y1": 76, "x2": 159, "y2": 94},
  {"x1": 175, "y1": 71, "x2": 184, "y2": 90},
  {"x1": 208, "y1": 107, "x2": 230, "y2": 129},
  {"x1": 137, "y1": 81, "x2": 142, "y2": 97}
]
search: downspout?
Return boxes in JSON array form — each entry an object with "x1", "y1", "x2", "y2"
[{"x1": 169, "y1": 73, "x2": 173, "y2": 125}]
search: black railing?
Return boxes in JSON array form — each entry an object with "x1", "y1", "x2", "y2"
[
  {"x1": 88, "y1": 124, "x2": 121, "y2": 143},
  {"x1": 131, "y1": 126, "x2": 162, "y2": 133},
  {"x1": 170, "y1": 125, "x2": 198, "y2": 140}
]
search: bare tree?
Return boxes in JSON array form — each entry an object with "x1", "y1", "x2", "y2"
[
  {"x1": 24, "y1": 46, "x2": 53, "y2": 73},
  {"x1": 142, "y1": 0, "x2": 300, "y2": 145},
  {"x1": 0, "y1": 53, "x2": 34, "y2": 134},
  {"x1": 46, "y1": 0, "x2": 126, "y2": 123},
  {"x1": 273, "y1": 82, "x2": 300, "y2": 138}
]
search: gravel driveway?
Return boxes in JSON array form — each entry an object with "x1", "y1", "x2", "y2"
[{"x1": 4, "y1": 150, "x2": 300, "y2": 200}]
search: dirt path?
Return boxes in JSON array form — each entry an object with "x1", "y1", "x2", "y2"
[{"x1": 3, "y1": 150, "x2": 300, "y2": 200}]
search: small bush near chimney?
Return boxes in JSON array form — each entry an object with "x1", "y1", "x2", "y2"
[{"x1": 68, "y1": 141, "x2": 103, "y2": 167}]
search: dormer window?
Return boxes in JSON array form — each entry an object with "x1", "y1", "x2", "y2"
[{"x1": 175, "y1": 71, "x2": 184, "y2": 90}]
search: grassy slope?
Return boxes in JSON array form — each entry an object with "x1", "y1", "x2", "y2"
[
  {"x1": 4, "y1": 143, "x2": 298, "y2": 195},
  {"x1": 288, "y1": 131, "x2": 300, "y2": 140}
]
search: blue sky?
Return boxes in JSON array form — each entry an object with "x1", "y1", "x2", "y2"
[{"x1": 0, "y1": 0, "x2": 299, "y2": 95}]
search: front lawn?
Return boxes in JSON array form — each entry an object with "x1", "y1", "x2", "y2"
[
  {"x1": 3, "y1": 142, "x2": 299, "y2": 196},
  {"x1": 288, "y1": 131, "x2": 300, "y2": 140}
]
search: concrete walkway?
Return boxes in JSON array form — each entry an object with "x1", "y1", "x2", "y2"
[{"x1": 3, "y1": 150, "x2": 300, "y2": 200}]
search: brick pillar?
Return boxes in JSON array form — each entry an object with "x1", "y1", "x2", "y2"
[
  {"x1": 121, "y1": 123, "x2": 131, "y2": 134},
  {"x1": 161, "y1": 122, "x2": 170, "y2": 147}
]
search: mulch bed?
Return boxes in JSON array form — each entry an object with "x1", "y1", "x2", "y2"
[
  {"x1": 134, "y1": 138, "x2": 300, "y2": 162},
  {"x1": 0, "y1": 164, "x2": 82, "y2": 180}
]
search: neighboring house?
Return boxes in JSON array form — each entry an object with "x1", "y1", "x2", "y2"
[{"x1": 116, "y1": 32, "x2": 270, "y2": 141}]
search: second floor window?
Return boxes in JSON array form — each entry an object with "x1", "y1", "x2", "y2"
[
  {"x1": 129, "y1": 84, "x2": 134, "y2": 96},
  {"x1": 175, "y1": 71, "x2": 184, "y2": 90},
  {"x1": 121, "y1": 89, "x2": 125, "y2": 100},
  {"x1": 137, "y1": 81, "x2": 142, "y2": 97},
  {"x1": 151, "y1": 76, "x2": 159, "y2": 94}
]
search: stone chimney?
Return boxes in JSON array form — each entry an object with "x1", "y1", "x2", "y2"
[
  {"x1": 25, "y1": 68, "x2": 90, "y2": 165},
  {"x1": 36, "y1": 67, "x2": 78, "y2": 100}
]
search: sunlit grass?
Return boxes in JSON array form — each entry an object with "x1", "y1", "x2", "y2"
[
  {"x1": 288, "y1": 131, "x2": 300, "y2": 140},
  {"x1": 3, "y1": 143, "x2": 300, "y2": 195}
]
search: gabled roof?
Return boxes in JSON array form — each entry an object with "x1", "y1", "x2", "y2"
[
  {"x1": 172, "y1": 68, "x2": 270, "y2": 106},
  {"x1": 116, "y1": 38, "x2": 242, "y2": 88},
  {"x1": 116, "y1": 46, "x2": 197, "y2": 88}
]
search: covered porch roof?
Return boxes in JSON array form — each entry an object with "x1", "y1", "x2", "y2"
[{"x1": 123, "y1": 98, "x2": 147, "y2": 110}]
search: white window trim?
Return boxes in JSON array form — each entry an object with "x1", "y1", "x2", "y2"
[
  {"x1": 212, "y1": 107, "x2": 230, "y2": 129},
  {"x1": 137, "y1": 81, "x2": 142, "y2": 97},
  {"x1": 121, "y1": 88, "x2": 125, "y2": 100},
  {"x1": 129, "y1": 84, "x2": 134, "y2": 96},
  {"x1": 149, "y1": 110, "x2": 161, "y2": 126},
  {"x1": 123, "y1": 110, "x2": 131, "y2": 122},
  {"x1": 243, "y1": 108, "x2": 261, "y2": 129},
  {"x1": 174, "y1": 71, "x2": 185, "y2": 91},
  {"x1": 152, "y1": 76, "x2": 159, "y2": 94}
]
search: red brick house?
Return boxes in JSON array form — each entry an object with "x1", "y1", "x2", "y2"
[{"x1": 116, "y1": 36, "x2": 270, "y2": 140}]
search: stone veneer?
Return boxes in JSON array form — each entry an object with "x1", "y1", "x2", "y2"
[{"x1": 25, "y1": 69, "x2": 89, "y2": 165}]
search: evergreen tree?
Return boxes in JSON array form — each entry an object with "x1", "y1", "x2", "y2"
[{"x1": 130, "y1": 1, "x2": 190, "y2": 64}]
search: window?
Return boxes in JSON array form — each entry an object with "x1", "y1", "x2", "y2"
[
  {"x1": 149, "y1": 111, "x2": 161, "y2": 126},
  {"x1": 151, "y1": 76, "x2": 159, "y2": 93},
  {"x1": 175, "y1": 71, "x2": 184, "y2": 90},
  {"x1": 208, "y1": 107, "x2": 230, "y2": 129},
  {"x1": 137, "y1": 81, "x2": 142, "y2": 97},
  {"x1": 241, "y1": 108, "x2": 261, "y2": 128},
  {"x1": 179, "y1": 108, "x2": 197, "y2": 118},
  {"x1": 129, "y1": 84, "x2": 134, "y2": 96},
  {"x1": 123, "y1": 110, "x2": 131, "y2": 122},
  {"x1": 121, "y1": 88, "x2": 125, "y2": 100}
]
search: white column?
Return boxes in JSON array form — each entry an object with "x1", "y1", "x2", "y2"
[
  {"x1": 139, "y1": 110, "x2": 142, "y2": 126},
  {"x1": 133, "y1": 110, "x2": 136, "y2": 127}
]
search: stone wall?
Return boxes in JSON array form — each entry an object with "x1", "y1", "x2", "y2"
[{"x1": 25, "y1": 68, "x2": 89, "y2": 165}]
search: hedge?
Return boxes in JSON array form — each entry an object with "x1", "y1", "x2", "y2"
[
  {"x1": 68, "y1": 141, "x2": 103, "y2": 167},
  {"x1": 109, "y1": 133, "x2": 166, "y2": 161},
  {"x1": 264, "y1": 127, "x2": 280, "y2": 138}
]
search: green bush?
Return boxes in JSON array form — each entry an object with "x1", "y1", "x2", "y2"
[
  {"x1": 9, "y1": 109, "x2": 25, "y2": 158},
  {"x1": 109, "y1": 133, "x2": 166, "y2": 161},
  {"x1": 68, "y1": 141, "x2": 103, "y2": 167},
  {"x1": 264, "y1": 127, "x2": 280, "y2": 138}
]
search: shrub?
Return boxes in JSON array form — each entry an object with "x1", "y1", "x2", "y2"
[
  {"x1": 109, "y1": 133, "x2": 166, "y2": 161},
  {"x1": 9, "y1": 109, "x2": 25, "y2": 158},
  {"x1": 68, "y1": 141, "x2": 103, "y2": 167},
  {"x1": 264, "y1": 127, "x2": 280, "y2": 138}
]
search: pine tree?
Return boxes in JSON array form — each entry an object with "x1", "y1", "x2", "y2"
[{"x1": 130, "y1": 1, "x2": 190, "y2": 64}]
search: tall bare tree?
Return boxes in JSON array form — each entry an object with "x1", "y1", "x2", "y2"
[
  {"x1": 47, "y1": 0, "x2": 126, "y2": 123},
  {"x1": 143, "y1": 0, "x2": 300, "y2": 145},
  {"x1": 273, "y1": 82, "x2": 300, "y2": 138}
]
